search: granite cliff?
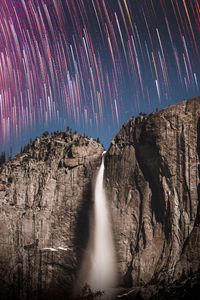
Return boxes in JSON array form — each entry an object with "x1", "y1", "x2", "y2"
[
  {"x1": 0, "y1": 98, "x2": 200, "y2": 299},
  {"x1": 0, "y1": 131, "x2": 104, "y2": 299},
  {"x1": 105, "y1": 97, "x2": 200, "y2": 298}
]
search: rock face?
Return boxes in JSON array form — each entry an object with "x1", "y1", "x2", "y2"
[
  {"x1": 0, "y1": 131, "x2": 104, "y2": 299},
  {"x1": 1, "y1": 98, "x2": 200, "y2": 300},
  {"x1": 105, "y1": 97, "x2": 200, "y2": 290}
]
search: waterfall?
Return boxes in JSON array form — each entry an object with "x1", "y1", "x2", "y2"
[
  {"x1": 77, "y1": 151, "x2": 116, "y2": 298},
  {"x1": 87, "y1": 151, "x2": 116, "y2": 292}
]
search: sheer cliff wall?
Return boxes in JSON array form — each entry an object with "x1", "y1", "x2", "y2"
[{"x1": 105, "y1": 98, "x2": 200, "y2": 287}]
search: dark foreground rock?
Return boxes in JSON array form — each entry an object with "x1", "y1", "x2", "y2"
[{"x1": 116, "y1": 270, "x2": 200, "y2": 299}]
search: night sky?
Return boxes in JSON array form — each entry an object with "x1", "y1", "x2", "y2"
[{"x1": 0, "y1": 0, "x2": 199, "y2": 154}]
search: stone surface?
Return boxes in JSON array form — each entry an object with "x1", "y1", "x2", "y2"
[
  {"x1": 1, "y1": 98, "x2": 200, "y2": 299},
  {"x1": 116, "y1": 270, "x2": 200, "y2": 299},
  {"x1": 105, "y1": 97, "x2": 200, "y2": 290},
  {"x1": 0, "y1": 131, "x2": 104, "y2": 299}
]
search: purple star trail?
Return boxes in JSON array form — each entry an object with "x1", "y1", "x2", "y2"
[{"x1": 0, "y1": 0, "x2": 199, "y2": 153}]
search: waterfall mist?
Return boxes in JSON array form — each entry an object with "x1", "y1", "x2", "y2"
[
  {"x1": 77, "y1": 152, "x2": 116, "y2": 297},
  {"x1": 88, "y1": 152, "x2": 116, "y2": 291}
]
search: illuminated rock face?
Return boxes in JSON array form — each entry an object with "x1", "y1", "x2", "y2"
[
  {"x1": 105, "y1": 97, "x2": 200, "y2": 288},
  {"x1": 0, "y1": 131, "x2": 104, "y2": 299},
  {"x1": 1, "y1": 98, "x2": 200, "y2": 299}
]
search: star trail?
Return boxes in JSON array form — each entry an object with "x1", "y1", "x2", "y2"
[{"x1": 0, "y1": 0, "x2": 199, "y2": 153}]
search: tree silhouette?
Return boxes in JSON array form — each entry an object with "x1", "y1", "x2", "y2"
[
  {"x1": 77, "y1": 283, "x2": 104, "y2": 300},
  {"x1": 0, "y1": 152, "x2": 6, "y2": 166}
]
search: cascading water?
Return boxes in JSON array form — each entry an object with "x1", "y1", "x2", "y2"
[
  {"x1": 77, "y1": 151, "x2": 116, "y2": 298},
  {"x1": 87, "y1": 151, "x2": 116, "y2": 292}
]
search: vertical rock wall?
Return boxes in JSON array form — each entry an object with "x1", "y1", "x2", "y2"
[
  {"x1": 1, "y1": 98, "x2": 200, "y2": 299},
  {"x1": 105, "y1": 98, "x2": 200, "y2": 287},
  {"x1": 0, "y1": 132, "x2": 103, "y2": 299}
]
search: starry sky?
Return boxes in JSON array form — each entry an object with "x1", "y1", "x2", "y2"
[{"x1": 0, "y1": 0, "x2": 199, "y2": 154}]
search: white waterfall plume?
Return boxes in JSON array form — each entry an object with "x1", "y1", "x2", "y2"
[
  {"x1": 77, "y1": 151, "x2": 116, "y2": 297},
  {"x1": 87, "y1": 151, "x2": 116, "y2": 292}
]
